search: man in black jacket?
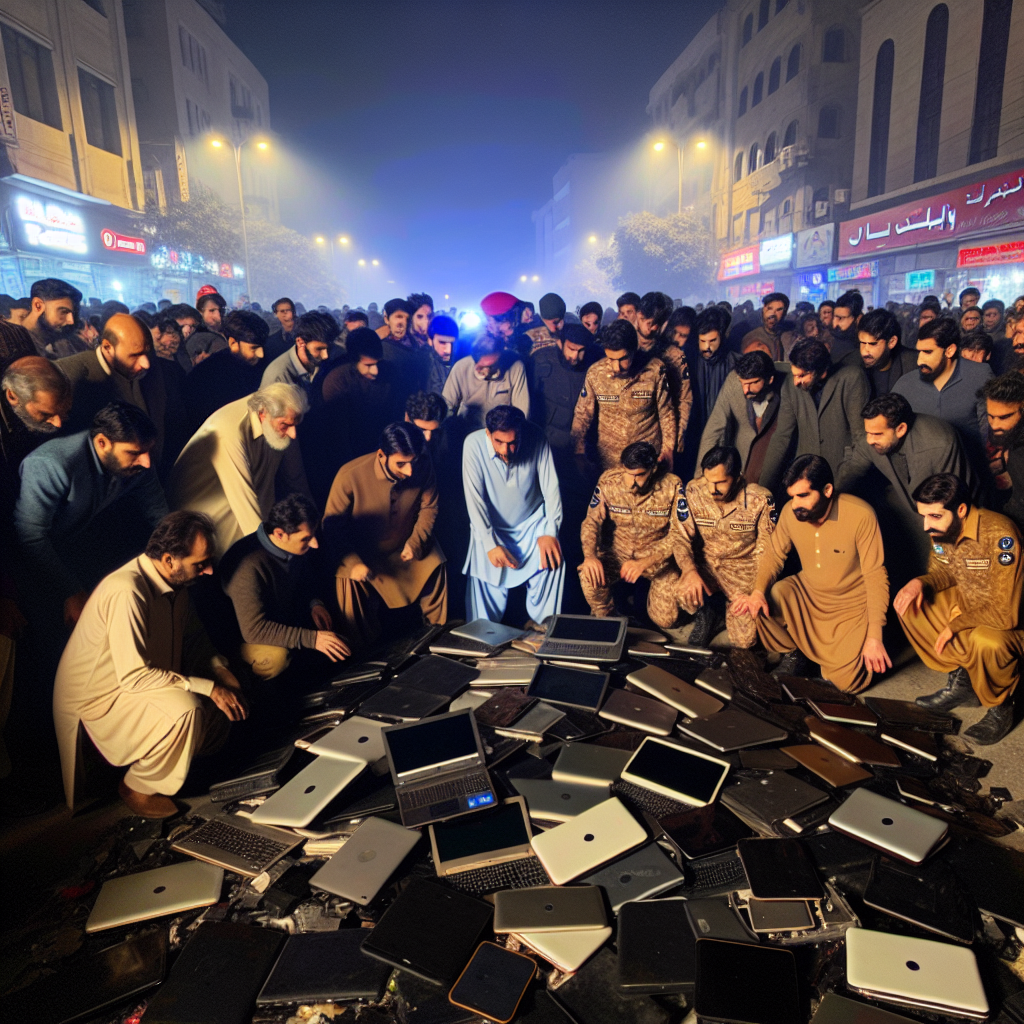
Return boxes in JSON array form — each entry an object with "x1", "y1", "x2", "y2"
[
  {"x1": 843, "y1": 307, "x2": 918, "y2": 397},
  {"x1": 983, "y1": 373, "x2": 1024, "y2": 533}
]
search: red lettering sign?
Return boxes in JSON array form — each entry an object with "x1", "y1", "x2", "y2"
[
  {"x1": 717, "y1": 245, "x2": 759, "y2": 281},
  {"x1": 101, "y1": 228, "x2": 147, "y2": 255},
  {"x1": 219, "y1": 262, "x2": 232, "y2": 278},
  {"x1": 957, "y1": 240, "x2": 1024, "y2": 268}
]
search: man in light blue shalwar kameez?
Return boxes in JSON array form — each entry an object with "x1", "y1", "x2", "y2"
[{"x1": 462, "y1": 405, "x2": 564, "y2": 626}]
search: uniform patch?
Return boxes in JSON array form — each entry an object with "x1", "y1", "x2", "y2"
[
  {"x1": 932, "y1": 544, "x2": 944, "y2": 555},
  {"x1": 580, "y1": 384, "x2": 587, "y2": 398},
  {"x1": 589, "y1": 486, "x2": 601, "y2": 509},
  {"x1": 766, "y1": 496, "x2": 777, "y2": 524},
  {"x1": 729, "y1": 522, "x2": 756, "y2": 531},
  {"x1": 676, "y1": 496, "x2": 689, "y2": 523},
  {"x1": 999, "y1": 552, "x2": 1015, "y2": 565},
  {"x1": 596, "y1": 394, "x2": 619, "y2": 403},
  {"x1": 607, "y1": 504, "x2": 630, "y2": 514},
  {"x1": 999, "y1": 536, "x2": 1015, "y2": 550},
  {"x1": 645, "y1": 509, "x2": 670, "y2": 517},
  {"x1": 964, "y1": 558, "x2": 991, "y2": 570},
  {"x1": 694, "y1": 517, "x2": 717, "y2": 528},
  {"x1": 631, "y1": 390, "x2": 653, "y2": 400}
]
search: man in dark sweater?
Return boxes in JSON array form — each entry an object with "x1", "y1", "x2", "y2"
[
  {"x1": 842, "y1": 307, "x2": 917, "y2": 398},
  {"x1": 220, "y1": 493, "x2": 349, "y2": 681},
  {"x1": 982, "y1": 373, "x2": 1024, "y2": 532}
]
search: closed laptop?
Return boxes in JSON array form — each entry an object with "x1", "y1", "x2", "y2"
[
  {"x1": 306, "y1": 716, "x2": 388, "y2": 763},
  {"x1": 512, "y1": 777, "x2": 610, "y2": 823},
  {"x1": 626, "y1": 664, "x2": 724, "y2": 718},
  {"x1": 251, "y1": 756, "x2": 365, "y2": 828},
  {"x1": 828, "y1": 787, "x2": 947, "y2": 864},
  {"x1": 552, "y1": 743, "x2": 631, "y2": 787}
]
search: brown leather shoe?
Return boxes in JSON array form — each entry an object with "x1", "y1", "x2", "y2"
[{"x1": 118, "y1": 779, "x2": 179, "y2": 819}]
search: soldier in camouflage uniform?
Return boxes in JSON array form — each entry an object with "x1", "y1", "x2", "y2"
[
  {"x1": 674, "y1": 445, "x2": 776, "y2": 647},
  {"x1": 579, "y1": 440, "x2": 682, "y2": 628},
  {"x1": 895, "y1": 473, "x2": 1023, "y2": 745},
  {"x1": 571, "y1": 319, "x2": 676, "y2": 472}
]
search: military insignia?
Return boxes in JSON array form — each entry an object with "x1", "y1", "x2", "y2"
[
  {"x1": 694, "y1": 517, "x2": 717, "y2": 528},
  {"x1": 729, "y1": 522, "x2": 755, "y2": 531},
  {"x1": 932, "y1": 544, "x2": 944, "y2": 555},
  {"x1": 999, "y1": 552, "x2": 1014, "y2": 565},
  {"x1": 589, "y1": 487, "x2": 601, "y2": 509},
  {"x1": 596, "y1": 394, "x2": 619, "y2": 403},
  {"x1": 766, "y1": 496, "x2": 778, "y2": 524},
  {"x1": 631, "y1": 390, "x2": 653, "y2": 399},
  {"x1": 999, "y1": 536, "x2": 1015, "y2": 550},
  {"x1": 607, "y1": 504, "x2": 630, "y2": 514},
  {"x1": 964, "y1": 558, "x2": 991, "y2": 570},
  {"x1": 580, "y1": 384, "x2": 587, "y2": 398},
  {"x1": 676, "y1": 496, "x2": 689, "y2": 523},
  {"x1": 646, "y1": 509, "x2": 670, "y2": 517}
]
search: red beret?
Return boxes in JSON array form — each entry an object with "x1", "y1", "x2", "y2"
[{"x1": 480, "y1": 291, "x2": 519, "y2": 317}]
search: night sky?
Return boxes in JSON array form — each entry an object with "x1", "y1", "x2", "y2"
[{"x1": 219, "y1": 0, "x2": 722, "y2": 307}]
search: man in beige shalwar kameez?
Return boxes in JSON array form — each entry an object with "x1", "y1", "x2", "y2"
[{"x1": 733, "y1": 454, "x2": 891, "y2": 692}]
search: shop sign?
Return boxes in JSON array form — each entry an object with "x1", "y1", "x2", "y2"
[
  {"x1": 840, "y1": 166, "x2": 1024, "y2": 259},
  {"x1": 150, "y1": 244, "x2": 244, "y2": 279},
  {"x1": 725, "y1": 280, "x2": 775, "y2": 302},
  {"x1": 15, "y1": 195, "x2": 87, "y2": 255},
  {"x1": 101, "y1": 228, "x2": 146, "y2": 255},
  {"x1": 717, "y1": 245, "x2": 759, "y2": 281},
  {"x1": 905, "y1": 269, "x2": 935, "y2": 290},
  {"x1": 957, "y1": 241, "x2": 1024, "y2": 268},
  {"x1": 759, "y1": 233, "x2": 793, "y2": 270},
  {"x1": 795, "y1": 225, "x2": 834, "y2": 267},
  {"x1": 828, "y1": 261, "x2": 878, "y2": 283},
  {"x1": 0, "y1": 86, "x2": 17, "y2": 147}
]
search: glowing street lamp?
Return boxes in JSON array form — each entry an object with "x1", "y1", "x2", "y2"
[
  {"x1": 371, "y1": 259, "x2": 380, "y2": 266},
  {"x1": 358, "y1": 259, "x2": 366, "y2": 266}
]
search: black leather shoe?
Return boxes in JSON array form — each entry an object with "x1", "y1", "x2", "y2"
[
  {"x1": 915, "y1": 667, "x2": 981, "y2": 710},
  {"x1": 963, "y1": 704, "x2": 1015, "y2": 745},
  {"x1": 687, "y1": 604, "x2": 723, "y2": 648},
  {"x1": 772, "y1": 650, "x2": 814, "y2": 677}
]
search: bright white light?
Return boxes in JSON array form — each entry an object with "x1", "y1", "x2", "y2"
[
  {"x1": 112, "y1": 280, "x2": 123, "y2": 291},
  {"x1": 696, "y1": 140, "x2": 707, "y2": 149},
  {"x1": 211, "y1": 139, "x2": 223, "y2": 149},
  {"x1": 358, "y1": 259, "x2": 366, "y2": 266},
  {"x1": 371, "y1": 259, "x2": 379, "y2": 266},
  {"x1": 531, "y1": 275, "x2": 539, "y2": 282},
  {"x1": 339, "y1": 236, "x2": 350, "y2": 244},
  {"x1": 315, "y1": 236, "x2": 325, "y2": 244},
  {"x1": 461, "y1": 311, "x2": 481, "y2": 329},
  {"x1": 588, "y1": 235, "x2": 597, "y2": 243},
  {"x1": 520, "y1": 275, "x2": 528, "y2": 282},
  {"x1": 256, "y1": 141, "x2": 268, "y2": 151},
  {"x1": 653, "y1": 141, "x2": 665, "y2": 151}
]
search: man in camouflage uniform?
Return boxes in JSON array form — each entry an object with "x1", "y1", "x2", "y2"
[
  {"x1": 895, "y1": 472, "x2": 1022, "y2": 745},
  {"x1": 571, "y1": 319, "x2": 676, "y2": 472},
  {"x1": 674, "y1": 445, "x2": 775, "y2": 647},
  {"x1": 579, "y1": 440, "x2": 682, "y2": 628},
  {"x1": 523, "y1": 293, "x2": 566, "y2": 356}
]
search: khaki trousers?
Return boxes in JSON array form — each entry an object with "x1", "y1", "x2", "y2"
[
  {"x1": 240, "y1": 643, "x2": 292, "y2": 681},
  {"x1": 581, "y1": 558, "x2": 681, "y2": 630},
  {"x1": 675, "y1": 561, "x2": 758, "y2": 648}
]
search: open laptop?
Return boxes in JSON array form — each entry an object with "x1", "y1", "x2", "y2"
[
  {"x1": 382, "y1": 708, "x2": 498, "y2": 827},
  {"x1": 536, "y1": 615, "x2": 628, "y2": 663},
  {"x1": 451, "y1": 619, "x2": 526, "y2": 646},
  {"x1": 828, "y1": 787, "x2": 947, "y2": 863},
  {"x1": 172, "y1": 813, "x2": 302, "y2": 877}
]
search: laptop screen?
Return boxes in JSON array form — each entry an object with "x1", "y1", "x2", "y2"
[
  {"x1": 528, "y1": 665, "x2": 608, "y2": 709},
  {"x1": 387, "y1": 713, "x2": 479, "y2": 777},
  {"x1": 547, "y1": 617, "x2": 622, "y2": 643},
  {"x1": 433, "y1": 802, "x2": 530, "y2": 864},
  {"x1": 628, "y1": 741, "x2": 728, "y2": 804}
]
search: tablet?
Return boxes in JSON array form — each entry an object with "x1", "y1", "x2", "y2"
[
  {"x1": 621, "y1": 737, "x2": 731, "y2": 808},
  {"x1": 736, "y1": 837, "x2": 824, "y2": 901},
  {"x1": 693, "y1": 939, "x2": 800, "y2": 1024},
  {"x1": 527, "y1": 664, "x2": 610, "y2": 711}
]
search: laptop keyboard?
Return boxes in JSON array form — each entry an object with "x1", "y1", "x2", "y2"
[
  {"x1": 405, "y1": 772, "x2": 493, "y2": 809},
  {"x1": 541, "y1": 643, "x2": 592, "y2": 656},
  {"x1": 181, "y1": 818, "x2": 292, "y2": 870},
  {"x1": 613, "y1": 780, "x2": 696, "y2": 819},
  {"x1": 446, "y1": 856, "x2": 551, "y2": 896},
  {"x1": 687, "y1": 849, "x2": 748, "y2": 896}
]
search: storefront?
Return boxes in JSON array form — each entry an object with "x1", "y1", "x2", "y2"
[
  {"x1": 717, "y1": 236, "x2": 792, "y2": 304},
  {"x1": 147, "y1": 245, "x2": 247, "y2": 309},
  {"x1": 828, "y1": 260, "x2": 880, "y2": 307},
  {"x1": 793, "y1": 225, "x2": 836, "y2": 306}
]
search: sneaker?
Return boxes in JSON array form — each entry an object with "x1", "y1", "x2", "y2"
[
  {"x1": 963, "y1": 704, "x2": 1014, "y2": 746},
  {"x1": 915, "y1": 667, "x2": 980, "y2": 711}
]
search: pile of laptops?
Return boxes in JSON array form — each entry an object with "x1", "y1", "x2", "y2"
[{"x1": 31, "y1": 617, "x2": 1024, "y2": 1024}]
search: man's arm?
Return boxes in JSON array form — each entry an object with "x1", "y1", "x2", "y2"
[
  {"x1": 223, "y1": 557, "x2": 317, "y2": 650},
  {"x1": 752, "y1": 491, "x2": 776, "y2": 564},
  {"x1": 508, "y1": 360, "x2": 530, "y2": 420},
  {"x1": 676, "y1": 361, "x2": 693, "y2": 442},
  {"x1": 462, "y1": 435, "x2": 500, "y2": 549},
  {"x1": 208, "y1": 423, "x2": 265, "y2": 539},
  {"x1": 758, "y1": 379, "x2": 797, "y2": 494},
  {"x1": 672, "y1": 484, "x2": 699, "y2": 577},
  {"x1": 405, "y1": 459, "x2": 440, "y2": 559},
  {"x1": 580, "y1": 478, "x2": 608, "y2": 560},
  {"x1": 653, "y1": 364, "x2": 677, "y2": 459},
  {"x1": 536, "y1": 438, "x2": 562, "y2": 536},
  {"x1": 842, "y1": 368, "x2": 870, "y2": 446},
  {"x1": 695, "y1": 376, "x2": 736, "y2": 475},
  {"x1": 570, "y1": 368, "x2": 597, "y2": 456},
  {"x1": 322, "y1": 466, "x2": 356, "y2": 560},
  {"x1": 751, "y1": 507, "x2": 794, "y2": 595},
  {"x1": 834, "y1": 440, "x2": 875, "y2": 495},
  {"x1": 442, "y1": 363, "x2": 463, "y2": 417},
  {"x1": 855, "y1": 504, "x2": 889, "y2": 641},
  {"x1": 129, "y1": 468, "x2": 170, "y2": 530}
]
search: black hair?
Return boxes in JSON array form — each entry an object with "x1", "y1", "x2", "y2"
[
  {"x1": 918, "y1": 317, "x2": 960, "y2": 354},
  {"x1": 694, "y1": 308, "x2": 725, "y2": 337},
  {"x1": 617, "y1": 292, "x2": 641, "y2": 309},
  {"x1": 919, "y1": 298, "x2": 942, "y2": 316},
  {"x1": 197, "y1": 292, "x2": 226, "y2": 312},
  {"x1": 145, "y1": 510, "x2": 216, "y2": 560},
  {"x1": 913, "y1": 472, "x2": 970, "y2": 511},
  {"x1": 165, "y1": 303, "x2": 202, "y2": 324},
  {"x1": 789, "y1": 338, "x2": 831, "y2": 376},
  {"x1": 620, "y1": 440, "x2": 659, "y2": 471},
  {"x1": 858, "y1": 307, "x2": 901, "y2": 345},
  {"x1": 980, "y1": 372, "x2": 1024, "y2": 405},
  {"x1": 407, "y1": 292, "x2": 434, "y2": 312},
  {"x1": 862, "y1": 392, "x2": 912, "y2": 428},
  {"x1": 471, "y1": 334, "x2": 503, "y2": 360},
  {"x1": 406, "y1": 390, "x2": 447, "y2": 424},
  {"x1": 981, "y1": 299, "x2": 1004, "y2": 314},
  {"x1": 89, "y1": 400, "x2": 158, "y2": 446},
  {"x1": 960, "y1": 330, "x2": 992, "y2": 356},
  {"x1": 384, "y1": 297, "x2": 412, "y2": 319},
  {"x1": 346, "y1": 326, "x2": 384, "y2": 361},
  {"x1": 762, "y1": 291, "x2": 790, "y2": 315},
  {"x1": 735, "y1": 350, "x2": 775, "y2": 380},
  {"x1": 485, "y1": 404, "x2": 526, "y2": 434},
  {"x1": 154, "y1": 317, "x2": 182, "y2": 339},
  {"x1": 599, "y1": 319, "x2": 638, "y2": 353},
  {"x1": 428, "y1": 314, "x2": 458, "y2": 339},
  {"x1": 30, "y1": 278, "x2": 83, "y2": 306},
  {"x1": 0, "y1": 293, "x2": 15, "y2": 319},
  {"x1": 782, "y1": 453, "x2": 833, "y2": 492},
  {"x1": 272, "y1": 297, "x2": 295, "y2": 314},
  {"x1": 379, "y1": 421, "x2": 426, "y2": 458},
  {"x1": 959, "y1": 287, "x2": 981, "y2": 302},
  {"x1": 295, "y1": 310, "x2": 340, "y2": 345},
  {"x1": 818, "y1": 300, "x2": 835, "y2": 311},
  {"x1": 638, "y1": 291, "x2": 672, "y2": 328},
  {"x1": 132, "y1": 309, "x2": 155, "y2": 328},
  {"x1": 667, "y1": 306, "x2": 697, "y2": 332},
  {"x1": 579, "y1": 301, "x2": 603, "y2": 320},
  {"x1": 265, "y1": 493, "x2": 319, "y2": 534},
  {"x1": 223, "y1": 309, "x2": 269, "y2": 346},
  {"x1": 344, "y1": 309, "x2": 369, "y2": 325},
  {"x1": 835, "y1": 290, "x2": 864, "y2": 318},
  {"x1": 701, "y1": 445, "x2": 742, "y2": 477}
]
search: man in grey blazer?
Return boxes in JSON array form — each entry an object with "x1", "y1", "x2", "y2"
[
  {"x1": 696, "y1": 350, "x2": 781, "y2": 486},
  {"x1": 759, "y1": 338, "x2": 869, "y2": 495},
  {"x1": 836, "y1": 392, "x2": 973, "y2": 583}
]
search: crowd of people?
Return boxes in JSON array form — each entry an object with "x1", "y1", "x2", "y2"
[{"x1": 1, "y1": 275, "x2": 1023, "y2": 818}]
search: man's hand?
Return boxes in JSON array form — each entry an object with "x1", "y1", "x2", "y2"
[
  {"x1": 315, "y1": 630, "x2": 351, "y2": 661},
  {"x1": 488, "y1": 546, "x2": 519, "y2": 570},
  {"x1": 310, "y1": 602, "x2": 333, "y2": 630},
  {"x1": 63, "y1": 590, "x2": 90, "y2": 628},
  {"x1": 934, "y1": 625, "x2": 954, "y2": 656},
  {"x1": 731, "y1": 590, "x2": 769, "y2": 619},
  {"x1": 349, "y1": 562, "x2": 374, "y2": 583},
  {"x1": 893, "y1": 578, "x2": 924, "y2": 617},
  {"x1": 537, "y1": 535, "x2": 562, "y2": 571},
  {"x1": 861, "y1": 637, "x2": 892, "y2": 675},
  {"x1": 579, "y1": 556, "x2": 605, "y2": 588},
  {"x1": 210, "y1": 682, "x2": 248, "y2": 722},
  {"x1": 679, "y1": 569, "x2": 711, "y2": 609},
  {"x1": 619, "y1": 558, "x2": 649, "y2": 584},
  {"x1": 400, "y1": 543, "x2": 416, "y2": 562}
]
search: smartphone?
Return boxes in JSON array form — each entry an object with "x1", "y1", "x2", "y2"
[
  {"x1": 448, "y1": 942, "x2": 536, "y2": 1024},
  {"x1": 737, "y1": 838, "x2": 824, "y2": 900},
  {"x1": 494, "y1": 885, "x2": 607, "y2": 933}
]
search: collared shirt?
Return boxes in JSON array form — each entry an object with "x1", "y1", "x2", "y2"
[
  {"x1": 442, "y1": 354, "x2": 530, "y2": 428},
  {"x1": 892, "y1": 357, "x2": 992, "y2": 446},
  {"x1": 257, "y1": 522, "x2": 292, "y2": 563},
  {"x1": 260, "y1": 345, "x2": 319, "y2": 393},
  {"x1": 96, "y1": 346, "x2": 111, "y2": 376}
]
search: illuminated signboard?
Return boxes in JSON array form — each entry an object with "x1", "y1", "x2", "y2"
[
  {"x1": 150, "y1": 245, "x2": 244, "y2": 278},
  {"x1": 795, "y1": 224, "x2": 835, "y2": 268},
  {"x1": 759, "y1": 233, "x2": 793, "y2": 270},
  {"x1": 101, "y1": 228, "x2": 146, "y2": 255},
  {"x1": 957, "y1": 241, "x2": 1024, "y2": 268},
  {"x1": 828, "y1": 261, "x2": 878, "y2": 283},
  {"x1": 717, "y1": 245, "x2": 759, "y2": 281},
  {"x1": 16, "y1": 195, "x2": 87, "y2": 255},
  {"x1": 905, "y1": 270, "x2": 935, "y2": 290}
]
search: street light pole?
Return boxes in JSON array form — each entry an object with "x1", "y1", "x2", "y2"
[{"x1": 232, "y1": 142, "x2": 251, "y2": 301}]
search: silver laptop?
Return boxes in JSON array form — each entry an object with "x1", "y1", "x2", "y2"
[
  {"x1": 451, "y1": 619, "x2": 526, "y2": 646},
  {"x1": 828, "y1": 787, "x2": 948, "y2": 864},
  {"x1": 511, "y1": 926, "x2": 612, "y2": 974},
  {"x1": 306, "y1": 716, "x2": 388, "y2": 763},
  {"x1": 310, "y1": 816, "x2": 420, "y2": 905},
  {"x1": 86, "y1": 860, "x2": 224, "y2": 933},
  {"x1": 382, "y1": 708, "x2": 498, "y2": 827},
  {"x1": 626, "y1": 664, "x2": 725, "y2": 718},
  {"x1": 172, "y1": 813, "x2": 302, "y2": 877},
  {"x1": 845, "y1": 927, "x2": 988, "y2": 1019},
  {"x1": 552, "y1": 744, "x2": 631, "y2": 787},
  {"x1": 471, "y1": 660, "x2": 541, "y2": 687},
  {"x1": 536, "y1": 615, "x2": 628, "y2": 663},
  {"x1": 251, "y1": 756, "x2": 366, "y2": 828},
  {"x1": 530, "y1": 796, "x2": 647, "y2": 885},
  {"x1": 512, "y1": 777, "x2": 610, "y2": 822},
  {"x1": 580, "y1": 842, "x2": 683, "y2": 912}
]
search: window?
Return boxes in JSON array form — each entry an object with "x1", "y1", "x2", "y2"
[
  {"x1": 786, "y1": 43, "x2": 801, "y2": 80},
  {"x1": 868, "y1": 40, "x2": 895, "y2": 197},
  {"x1": 749, "y1": 143, "x2": 761, "y2": 172},
  {"x1": 752, "y1": 73, "x2": 764, "y2": 106},
  {"x1": 758, "y1": 0, "x2": 770, "y2": 29},
  {"x1": 78, "y1": 68, "x2": 121, "y2": 155},
  {"x1": 968, "y1": 0, "x2": 1013, "y2": 165},
  {"x1": 735, "y1": 151, "x2": 745, "y2": 181},
  {"x1": 82, "y1": 0, "x2": 106, "y2": 14},
  {"x1": 230, "y1": 75, "x2": 253, "y2": 120},
  {"x1": 764, "y1": 131, "x2": 778, "y2": 163},
  {"x1": 823, "y1": 26, "x2": 845, "y2": 62},
  {"x1": 914, "y1": 4, "x2": 948, "y2": 182},
  {"x1": 817, "y1": 105, "x2": 840, "y2": 138},
  {"x1": 742, "y1": 14, "x2": 753, "y2": 44},
  {"x1": 768, "y1": 57, "x2": 781, "y2": 94},
  {"x1": 178, "y1": 26, "x2": 208, "y2": 86},
  {"x1": 776, "y1": 0, "x2": 789, "y2": 10},
  {"x1": 185, "y1": 97, "x2": 211, "y2": 136},
  {"x1": 738, "y1": 86, "x2": 748, "y2": 117},
  {"x1": 782, "y1": 198, "x2": 792, "y2": 216},
  {"x1": 0, "y1": 25, "x2": 62, "y2": 129},
  {"x1": 783, "y1": 119, "x2": 798, "y2": 148}
]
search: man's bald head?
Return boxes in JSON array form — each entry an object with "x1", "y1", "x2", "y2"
[
  {"x1": 100, "y1": 313, "x2": 152, "y2": 380},
  {"x1": 2, "y1": 355, "x2": 71, "y2": 433}
]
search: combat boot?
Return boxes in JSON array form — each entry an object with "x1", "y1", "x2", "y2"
[
  {"x1": 772, "y1": 649, "x2": 814, "y2": 677},
  {"x1": 915, "y1": 667, "x2": 980, "y2": 710},
  {"x1": 687, "y1": 603, "x2": 724, "y2": 648},
  {"x1": 963, "y1": 703, "x2": 1014, "y2": 745}
]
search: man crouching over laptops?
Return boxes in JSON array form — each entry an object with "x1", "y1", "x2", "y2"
[{"x1": 53, "y1": 511, "x2": 247, "y2": 818}]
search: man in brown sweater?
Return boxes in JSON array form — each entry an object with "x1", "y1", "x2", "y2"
[
  {"x1": 733, "y1": 453, "x2": 891, "y2": 693},
  {"x1": 323, "y1": 421, "x2": 446, "y2": 649},
  {"x1": 220, "y1": 493, "x2": 349, "y2": 680}
]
